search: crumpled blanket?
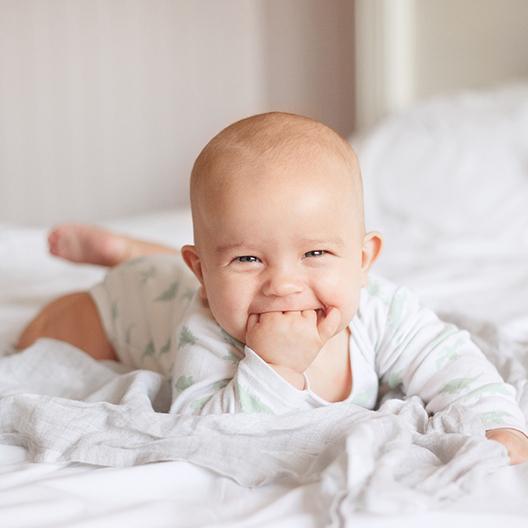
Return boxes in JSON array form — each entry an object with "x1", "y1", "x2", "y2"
[{"x1": 1, "y1": 318, "x2": 527, "y2": 516}]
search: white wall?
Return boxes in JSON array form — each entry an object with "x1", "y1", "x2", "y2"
[{"x1": 0, "y1": 0, "x2": 355, "y2": 226}]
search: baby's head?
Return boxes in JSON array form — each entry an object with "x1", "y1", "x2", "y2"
[{"x1": 182, "y1": 112, "x2": 382, "y2": 343}]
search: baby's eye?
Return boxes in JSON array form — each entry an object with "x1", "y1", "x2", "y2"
[
  {"x1": 304, "y1": 250, "x2": 327, "y2": 258},
  {"x1": 235, "y1": 255, "x2": 261, "y2": 263}
]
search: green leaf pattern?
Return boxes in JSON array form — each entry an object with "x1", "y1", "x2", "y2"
[
  {"x1": 471, "y1": 383, "x2": 512, "y2": 397},
  {"x1": 178, "y1": 326, "x2": 197, "y2": 350},
  {"x1": 142, "y1": 340, "x2": 155, "y2": 360},
  {"x1": 222, "y1": 352, "x2": 241, "y2": 365},
  {"x1": 366, "y1": 276, "x2": 391, "y2": 304},
  {"x1": 154, "y1": 281, "x2": 180, "y2": 302},
  {"x1": 237, "y1": 381, "x2": 272, "y2": 413},
  {"x1": 461, "y1": 383, "x2": 513, "y2": 405},
  {"x1": 440, "y1": 374, "x2": 482, "y2": 395},
  {"x1": 123, "y1": 257, "x2": 146, "y2": 267},
  {"x1": 213, "y1": 379, "x2": 230, "y2": 390},
  {"x1": 435, "y1": 339, "x2": 465, "y2": 369},
  {"x1": 352, "y1": 390, "x2": 371, "y2": 406},
  {"x1": 191, "y1": 396, "x2": 211, "y2": 413},
  {"x1": 387, "y1": 369, "x2": 404, "y2": 389},
  {"x1": 387, "y1": 289, "x2": 407, "y2": 329},
  {"x1": 367, "y1": 278, "x2": 380, "y2": 297},
  {"x1": 182, "y1": 288, "x2": 197, "y2": 302},
  {"x1": 220, "y1": 328, "x2": 244, "y2": 352},
  {"x1": 125, "y1": 323, "x2": 135, "y2": 345},
  {"x1": 111, "y1": 301, "x2": 119, "y2": 323},
  {"x1": 173, "y1": 375, "x2": 194, "y2": 394},
  {"x1": 160, "y1": 337, "x2": 171, "y2": 355},
  {"x1": 139, "y1": 266, "x2": 157, "y2": 284},
  {"x1": 187, "y1": 381, "x2": 229, "y2": 413},
  {"x1": 479, "y1": 410, "x2": 514, "y2": 427}
]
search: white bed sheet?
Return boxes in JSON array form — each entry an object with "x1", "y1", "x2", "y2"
[
  {"x1": 2, "y1": 83, "x2": 528, "y2": 527},
  {"x1": 1, "y1": 209, "x2": 527, "y2": 528}
]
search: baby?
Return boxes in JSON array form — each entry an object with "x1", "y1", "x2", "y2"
[{"x1": 17, "y1": 112, "x2": 528, "y2": 464}]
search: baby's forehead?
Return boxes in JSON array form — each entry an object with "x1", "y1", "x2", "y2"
[
  {"x1": 196, "y1": 158, "x2": 363, "y2": 239},
  {"x1": 190, "y1": 113, "x2": 364, "y2": 237},
  {"x1": 196, "y1": 153, "x2": 359, "y2": 226},
  {"x1": 198, "y1": 137, "x2": 358, "y2": 195}
]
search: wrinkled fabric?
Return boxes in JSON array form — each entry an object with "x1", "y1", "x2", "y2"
[{"x1": 1, "y1": 333, "x2": 522, "y2": 515}]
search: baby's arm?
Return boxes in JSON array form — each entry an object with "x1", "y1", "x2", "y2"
[
  {"x1": 373, "y1": 280, "x2": 528, "y2": 464},
  {"x1": 169, "y1": 306, "x2": 341, "y2": 415},
  {"x1": 245, "y1": 309, "x2": 341, "y2": 389},
  {"x1": 169, "y1": 332, "x2": 306, "y2": 415},
  {"x1": 485, "y1": 428, "x2": 528, "y2": 465}
]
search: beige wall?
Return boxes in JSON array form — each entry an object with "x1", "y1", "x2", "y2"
[
  {"x1": 413, "y1": 0, "x2": 528, "y2": 100},
  {"x1": 0, "y1": 0, "x2": 355, "y2": 226},
  {"x1": 262, "y1": 0, "x2": 355, "y2": 137},
  {"x1": 3, "y1": 0, "x2": 528, "y2": 225},
  {"x1": 355, "y1": 0, "x2": 528, "y2": 131}
]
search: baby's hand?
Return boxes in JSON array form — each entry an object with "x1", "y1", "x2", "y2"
[
  {"x1": 245, "y1": 308, "x2": 341, "y2": 374},
  {"x1": 486, "y1": 428, "x2": 528, "y2": 465}
]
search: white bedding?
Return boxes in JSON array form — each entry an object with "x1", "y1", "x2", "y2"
[{"x1": 2, "y1": 83, "x2": 528, "y2": 527}]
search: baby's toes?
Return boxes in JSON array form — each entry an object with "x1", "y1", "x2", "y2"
[
  {"x1": 47, "y1": 227, "x2": 62, "y2": 255},
  {"x1": 47, "y1": 224, "x2": 84, "y2": 262}
]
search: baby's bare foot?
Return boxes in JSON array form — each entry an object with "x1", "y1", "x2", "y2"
[{"x1": 48, "y1": 224, "x2": 131, "y2": 267}]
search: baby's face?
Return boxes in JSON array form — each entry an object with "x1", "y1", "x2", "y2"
[{"x1": 183, "y1": 153, "x2": 381, "y2": 343}]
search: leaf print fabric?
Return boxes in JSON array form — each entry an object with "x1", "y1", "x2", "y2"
[
  {"x1": 178, "y1": 327, "x2": 197, "y2": 349},
  {"x1": 374, "y1": 277, "x2": 526, "y2": 433},
  {"x1": 440, "y1": 375, "x2": 482, "y2": 395},
  {"x1": 155, "y1": 281, "x2": 180, "y2": 302},
  {"x1": 173, "y1": 375, "x2": 194, "y2": 394},
  {"x1": 237, "y1": 382, "x2": 273, "y2": 413}
]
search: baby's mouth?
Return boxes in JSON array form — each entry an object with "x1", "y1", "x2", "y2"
[{"x1": 252, "y1": 306, "x2": 326, "y2": 316}]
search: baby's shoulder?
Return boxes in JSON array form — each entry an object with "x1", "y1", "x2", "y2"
[
  {"x1": 357, "y1": 273, "x2": 419, "y2": 326},
  {"x1": 360, "y1": 273, "x2": 404, "y2": 309},
  {"x1": 177, "y1": 291, "x2": 245, "y2": 360}
]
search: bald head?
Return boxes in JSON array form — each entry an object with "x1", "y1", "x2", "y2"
[{"x1": 189, "y1": 112, "x2": 364, "y2": 245}]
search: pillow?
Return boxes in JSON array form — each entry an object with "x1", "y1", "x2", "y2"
[{"x1": 353, "y1": 82, "x2": 528, "y2": 248}]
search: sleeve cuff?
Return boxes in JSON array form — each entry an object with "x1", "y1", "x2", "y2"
[{"x1": 236, "y1": 346, "x2": 313, "y2": 412}]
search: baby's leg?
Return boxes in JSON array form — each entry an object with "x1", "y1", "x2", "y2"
[
  {"x1": 15, "y1": 292, "x2": 117, "y2": 361},
  {"x1": 48, "y1": 224, "x2": 178, "y2": 267}
]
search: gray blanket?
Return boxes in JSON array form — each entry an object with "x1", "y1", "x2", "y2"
[{"x1": 1, "y1": 325, "x2": 526, "y2": 516}]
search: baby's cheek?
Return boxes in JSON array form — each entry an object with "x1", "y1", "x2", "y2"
[
  {"x1": 210, "y1": 289, "x2": 251, "y2": 342},
  {"x1": 314, "y1": 275, "x2": 359, "y2": 322}
]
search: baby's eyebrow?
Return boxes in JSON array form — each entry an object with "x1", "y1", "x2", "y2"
[
  {"x1": 215, "y1": 237, "x2": 344, "y2": 255},
  {"x1": 215, "y1": 242, "x2": 255, "y2": 255},
  {"x1": 300, "y1": 237, "x2": 344, "y2": 248}
]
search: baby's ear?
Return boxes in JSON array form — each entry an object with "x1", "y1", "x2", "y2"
[
  {"x1": 360, "y1": 231, "x2": 383, "y2": 284},
  {"x1": 181, "y1": 245, "x2": 204, "y2": 284},
  {"x1": 181, "y1": 245, "x2": 208, "y2": 302}
]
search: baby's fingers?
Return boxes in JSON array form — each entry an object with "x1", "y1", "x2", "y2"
[
  {"x1": 246, "y1": 313, "x2": 260, "y2": 333},
  {"x1": 301, "y1": 309, "x2": 317, "y2": 323},
  {"x1": 317, "y1": 307, "x2": 341, "y2": 342}
]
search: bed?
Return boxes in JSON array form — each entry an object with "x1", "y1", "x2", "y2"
[{"x1": 1, "y1": 82, "x2": 528, "y2": 527}]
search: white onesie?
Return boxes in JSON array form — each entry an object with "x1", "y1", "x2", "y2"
[{"x1": 90, "y1": 254, "x2": 527, "y2": 434}]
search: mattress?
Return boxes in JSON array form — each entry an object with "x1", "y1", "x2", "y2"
[{"x1": 2, "y1": 83, "x2": 528, "y2": 527}]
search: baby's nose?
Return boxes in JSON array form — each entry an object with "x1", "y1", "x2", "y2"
[{"x1": 261, "y1": 269, "x2": 304, "y2": 297}]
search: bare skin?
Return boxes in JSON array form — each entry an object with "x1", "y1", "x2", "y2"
[
  {"x1": 48, "y1": 223, "x2": 178, "y2": 267},
  {"x1": 16, "y1": 291, "x2": 118, "y2": 361}
]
